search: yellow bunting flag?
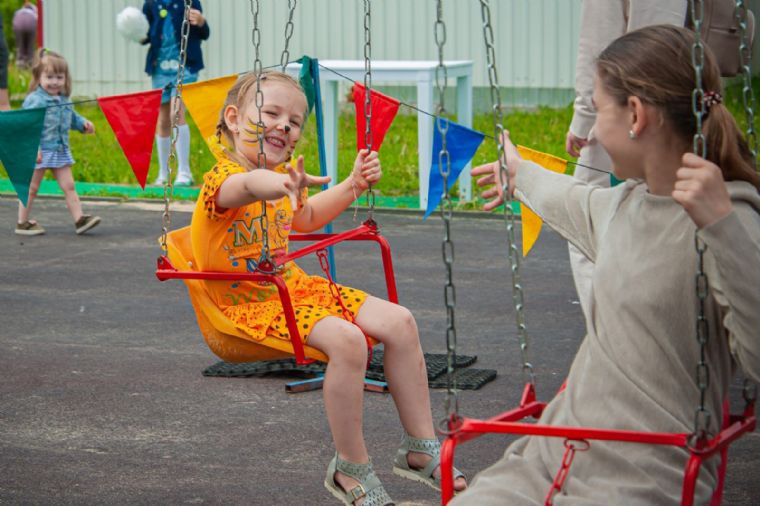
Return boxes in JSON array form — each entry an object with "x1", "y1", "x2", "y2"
[
  {"x1": 516, "y1": 145, "x2": 568, "y2": 257},
  {"x1": 182, "y1": 74, "x2": 239, "y2": 150}
]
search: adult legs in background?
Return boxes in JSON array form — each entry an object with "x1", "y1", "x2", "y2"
[{"x1": 154, "y1": 97, "x2": 193, "y2": 185}]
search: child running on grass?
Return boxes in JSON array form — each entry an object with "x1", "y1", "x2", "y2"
[
  {"x1": 453, "y1": 25, "x2": 760, "y2": 505},
  {"x1": 16, "y1": 48, "x2": 100, "y2": 236},
  {"x1": 190, "y1": 71, "x2": 467, "y2": 505}
]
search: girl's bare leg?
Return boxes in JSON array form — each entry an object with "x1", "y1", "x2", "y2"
[
  {"x1": 156, "y1": 98, "x2": 186, "y2": 137},
  {"x1": 17, "y1": 169, "x2": 47, "y2": 223},
  {"x1": 355, "y1": 296, "x2": 467, "y2": 490},
  {"x1": 52, "y1": 166, "x2": 83, "y2": 221},
  {"x1": 307, "y1": 316, "x2": 371, "y2": 502}
]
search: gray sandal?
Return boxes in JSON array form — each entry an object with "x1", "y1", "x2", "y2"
[
  {"x1": 392, "y1": 433, "x2": 466, "y2": 491},
  {"x1": 324, "y1": 453, "x2": 394, "y2": 505}
]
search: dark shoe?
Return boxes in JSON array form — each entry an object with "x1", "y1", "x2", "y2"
[
  {"x1": 15, "y1": 221, "x2": 46, "y2": 236},
  {"x1": 75, "y1": 215, "x2": 101, "y2": 235}
]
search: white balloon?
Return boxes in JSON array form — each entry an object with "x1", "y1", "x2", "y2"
[{"x1": 116, "y1": 6, "x2": 150, "y2": 44}]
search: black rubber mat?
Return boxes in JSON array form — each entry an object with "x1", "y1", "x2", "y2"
[
  {"x1": 427, "y1": 367, "x2": 498, "y2": 390},
  {"x1": 203, "y1": 351, "x2": 495, "y2": 390}
]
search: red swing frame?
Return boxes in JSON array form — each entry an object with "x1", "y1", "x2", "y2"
[
  {"x1": 440, "y1": 381, "x2": 756, "y2": 505},
  {"x1": 156, "y1": 219, "x2": 398, "y2": 365}
]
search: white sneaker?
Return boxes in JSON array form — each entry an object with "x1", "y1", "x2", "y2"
[
  {"x1": 152, "y1": 176, "x2": 168, "y2": 186},
  {"x1": 174, "y1": 175, "x2": 194, "y2": 187}
]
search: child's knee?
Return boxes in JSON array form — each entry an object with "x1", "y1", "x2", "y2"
[
  {"x1": 329, "y1": 324, "x2": 368, "y2": 366},
  {"x1": 58, "y1": 179, "x2": 76, "y2": 193}
]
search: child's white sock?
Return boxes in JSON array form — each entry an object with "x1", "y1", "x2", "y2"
[
  {"x1": 155, "y1": 135, "x2": 171, "y2": 183},
  {"x1": 176, "y1": 124, "x2": 193, "y2": 183}
]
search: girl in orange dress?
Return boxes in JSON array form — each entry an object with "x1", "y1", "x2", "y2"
[{"x1": 191, "y1": 71, "x2": 466, "y2": 505}]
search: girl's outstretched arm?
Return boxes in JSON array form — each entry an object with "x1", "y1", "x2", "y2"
[
  {"x1": 293, "y1": 149, "x2": 380, "y2": 232},
  {"x1": 215, "y1": 155, "x2": 330, "y2": 211}
]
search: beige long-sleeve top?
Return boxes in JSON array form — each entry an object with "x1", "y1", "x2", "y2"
[
  {"x1": 570, "y1": 0, "x2": 687, "y2": 139},
  {"x1": 453, "y1": 162, "x2": 760, "y2": 505}
]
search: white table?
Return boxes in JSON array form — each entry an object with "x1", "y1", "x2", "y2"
[{"x1": 287, "y1": 60, "x2": 474, "y2": 209}]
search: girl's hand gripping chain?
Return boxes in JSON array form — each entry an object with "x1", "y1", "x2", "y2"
[
  {"x1": 672, "y1": 152, "x2": 733, "y2": 229},
  {"x1": 471, "y1": 131, "x2": 522, "y2": 211},
  {"x1": 350, "y1": 149, "x2": 382, "y2": 191}
]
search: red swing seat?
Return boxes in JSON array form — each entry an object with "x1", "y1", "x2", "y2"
[
  {"x1": 156, "y1": 220, "x2": 398, "y2": 365},
  {"x1": 440, "y1": 382, "x2": 756, "y2": 505}
]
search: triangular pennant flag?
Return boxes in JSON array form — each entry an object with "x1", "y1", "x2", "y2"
[
  {"x1": 0, "y1": 108, "x2": 46, "y2": 206},
  {"x1": 516, "y1": 145, "x2": 568, "y2": 256},
  {"x1": 182, "y1": 74, "x2": 238, "y2": 152},
  {"x1": 98, "y1": 89, "x2": 163, "y2": 188},
  {"x1": 352, "y1": 83, "x2": 400, "y2": 152},
  {"x1": 425, "y1": 120, "x2": 485, "y2": 218},
  {"x1": 298, "y1": 55, "x2": 316, "y2": 114}
]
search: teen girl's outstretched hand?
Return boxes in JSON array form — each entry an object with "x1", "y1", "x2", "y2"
[
  {"x1": 470, "y1": 130, "x2": 522, "y2": 211},
  {"x1": 350, "y1": 149, "x2": 382, "y2": 191},
  {"x1": 673, "y1": 152, "x2": 733, "y2": 229},
  {"x1": 285, "y1": 155, "x2": 331, "y2": 210},
  {"x1": 83, "y1": 121, "x2": 95, "y2": 134}
]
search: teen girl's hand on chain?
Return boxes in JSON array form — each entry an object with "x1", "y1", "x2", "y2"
[
  {"x1": 470, "y1": 130, "x2": 522, "y2": 211},
  {"x1": 672, "y1": 152, "x2": 733, "y2": 229},
  {"x1": 350, "y1": 149, "x2": 381, "y2": 191},
  {"x1": 284, "y1": 155, "x2": 331, "y2": 210}
]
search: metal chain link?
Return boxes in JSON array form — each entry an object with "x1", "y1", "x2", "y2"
[
  {"x1": 479, "y1": 0, "x2": 534, "y2": 386},
  {"x1": 160, "y1": 0, "x2": 192, "y2": 255},
  {"x1": 689, "y1": 0, "x2": 711, "y2": 443},
  {"x1": 249, "y1": 0, "x2": 274, "y2": 273},
  {"x1": 734, "y1": 0, "x2": 758, "y2": 409},
  {"x1": 280, "y1": 0, "x2": 298, "y2": 72},
  {"x1": 433, "y1": 0, "x2": 459, "y2": 423},
  {"x1": 363, "y1": 0, "x2": 376, "y2": 220},
  {"x1": 735, "y1": 0, "x2": 758, "y2": 158}
]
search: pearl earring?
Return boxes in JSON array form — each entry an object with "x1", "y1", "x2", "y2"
[{"x1": 628, "y1": 129, "x2": 637, "y2": 139}]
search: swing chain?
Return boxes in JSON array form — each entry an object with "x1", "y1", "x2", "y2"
[
  {"x1": 160, "y1": 0, "x2": 192, "y2": 255},
  {"x1": 434, "y1": 0, "x2": 459, "y2": 422},
  {"x1": 363, "y1": 0, "x2": 376, "y2": 219},
  {"x1": 249, "y1": 0, "x2": 274, "y2": 272},
  {"x1": 545, "y1": 439, "x2": 590, "y2": 505},
  {"x1": 280, "y1": 0, "x2": 298, "y2": 72},
  {"x1": 735, "y1": 0, "x2": 758, "y2": 410},
  {"x1": 689, "y1": 0, "x2": 713, "y2": 443},
  {"x1": 735, "y1": 0, "x2": 758, "y2": 158},
  {"x1": 479, "y1": 0, "x2": 534, "y2": 386}
]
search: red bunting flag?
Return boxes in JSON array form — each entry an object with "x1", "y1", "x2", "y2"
[
  {"x1": 352, "y1": 83, "x2": 400, "y2": 153},
  {"x1": 98, "y1": 89, "x2": 162, "y2": 189}
]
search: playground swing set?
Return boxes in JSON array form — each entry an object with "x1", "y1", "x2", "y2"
[{"x1": 153, "y1": 1, "x2": 757, "y2": 505}]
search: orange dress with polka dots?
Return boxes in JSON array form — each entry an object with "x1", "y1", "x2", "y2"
[{"x1": 190, "y1": 151, "x2": 370, "y2": 346}]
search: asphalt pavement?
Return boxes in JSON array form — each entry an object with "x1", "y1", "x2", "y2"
[{"x1": 1, "y1": 195, "x2": 757, "y2": 505}]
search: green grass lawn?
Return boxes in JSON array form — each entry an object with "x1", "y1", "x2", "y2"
[{"x1": 1, "y1": 59, "x2": 758, "y2": 207}]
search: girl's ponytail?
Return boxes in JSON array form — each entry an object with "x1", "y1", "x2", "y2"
[{"x1": 703, "y1": 103, "x2": 760, "y2": 189}]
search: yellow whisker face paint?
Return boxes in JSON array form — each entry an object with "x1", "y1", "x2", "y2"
[{"x1": 242, "y1": 118, "x2": 264, "y2": 146}]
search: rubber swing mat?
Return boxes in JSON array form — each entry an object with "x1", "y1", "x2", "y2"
[{"x1": 202, "y1": 351, "x2": 496, "y2": 390}]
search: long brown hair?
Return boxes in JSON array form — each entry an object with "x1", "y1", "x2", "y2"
[
  {"x1": 596, "y1": 25, "x2": 760, "y2": 190},
  {"x1": 29, "y1": 48, "x2": 72, "y2": 97},
  {"x1": 215, "y1": 71, "x2": 305, "y2": 169}
]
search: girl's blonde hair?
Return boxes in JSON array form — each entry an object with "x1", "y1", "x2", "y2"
[
  {"x1": 29, "y1": 48, "x2": 72, "y2": 97},
  {"x1": 216, "y1": 71, "x2": 306, "y2": 169},
  {"x1": 596, "y1": 25, "x2": 759, "y2": 190}
]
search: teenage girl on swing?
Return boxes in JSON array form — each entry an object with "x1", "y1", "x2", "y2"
[
  {"x1": 190, "y1": 70, "x2": 467, "y2": 505},
  {"x1": 454, "y1": 25, "x2": 760, "y2": 505}
]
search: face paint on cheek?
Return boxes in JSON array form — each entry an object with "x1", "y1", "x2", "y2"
[{"x1": 241, "y1": 117, "x2": 264, "y2": 147}]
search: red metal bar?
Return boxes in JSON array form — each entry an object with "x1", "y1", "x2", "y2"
[
  {"x1": 440, "y1": 436, "x2": 458, "y2": 505},
  {"x1": 156, "y1": 256, "x2": 314, "y2": 364},
  {"x1": 282, "y1": 224, "x2": 371, "y2": 264}
]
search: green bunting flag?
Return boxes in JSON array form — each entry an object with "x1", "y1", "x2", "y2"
[
  {"x1": 0, "y1": 108, "x2": 46, "y2": 207},
  {"x1": 298, "y1": 55, "x2": 316, "y2": 114}
]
